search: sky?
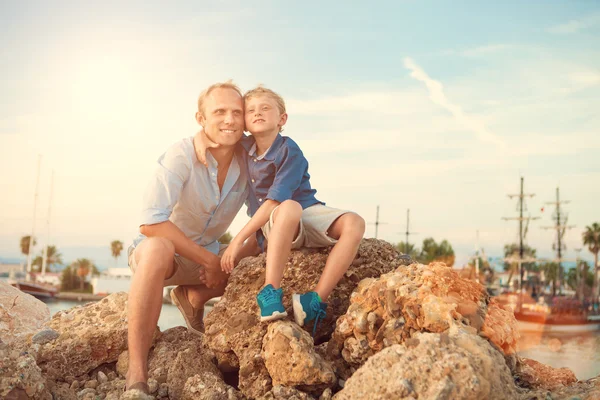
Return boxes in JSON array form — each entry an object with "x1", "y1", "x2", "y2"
[{"x1": 1, "y1": 0, "x2": 599, "y2": 269}]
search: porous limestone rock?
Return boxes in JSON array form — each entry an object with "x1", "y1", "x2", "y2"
[
  {"x1": 0, "y1": 282, "x2": 50, "y2": 348},
  {"x1": 262, "y1": 321, "x2": 335, "y2": 393},
  {"x1": 327, "y1": 261, "x2": 519, "y2": 375},
  {"x1": 35, "y1": 292, "x2": 141, "y2": 380},
  {"x1": 517, "y1": 375, "x2": 600, "y2": 400},
  {"x1": 258, "y1": 385, "x2": 316, "y2": 400},
  {"x1": 0, "y1": 341, "x2": 52, "y2": 400},
  {"x1": 204, "y1": 239, "x2": 407, "y2": 399},
  {"x1": 333, "y1": 327, "x2": 518, "y2": 400},
  {"x1": 514, "y1": 357, "x2": 578, "y2": 390},
  {"x1": 181, "y1": 372, "x2": 244, "y2": 400}
]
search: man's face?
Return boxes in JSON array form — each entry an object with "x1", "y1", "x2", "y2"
[
  {"x1": 198, "y1": 88, "x2": 244, "y2": 147},
  {"x1": 244, "y1": 95, "x2": 287, "y2": 136}
]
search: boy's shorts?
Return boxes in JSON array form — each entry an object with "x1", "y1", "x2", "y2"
[
  {"x1": 127, "y1": 243, "x2": 227, "y2": 287},
  {"x1": 262, "y1": 204, "x2": 351, "y2": 249}
]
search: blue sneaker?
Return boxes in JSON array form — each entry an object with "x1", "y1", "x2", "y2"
[
  {"x1": 257, "y1": 284, "x2": 288, "y2": 322},
  {"x1": 292, "y1": 292, "x2": 328, "y2": 335}
]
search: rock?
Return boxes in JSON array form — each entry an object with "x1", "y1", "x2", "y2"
[
  {"x1": 327, "y1": 261, "x2": 519, "y2": 376},
  {"x1": 515, "y1": 358, "x2": 578, "y2": 390},
  {"x1": 97, "y1": 370, "x2": 108, "y2": 384},
  {"x1": 47, "y1": 381, "x2": 77, "y2": 400},
  {"x1": 116, "y1": 350, "x2": 129, "y2": 377},
  {"x1": 36, "y1": 293, "x2": 158, "y2": 380},
  {"x1": 0, "y1": 282, "x2": 50, "y2": 348},
  {"x1": 181, "y1": 372, "x2": 244, "y2": 399},
  {"x1": 516, "y1": 375, "x2": 600, "y2": 400},
  {"x1": 122, "y1": 388, "x2": 154, "y2": 400},
  {"x1": 0, "y1": 341, "x2": 52, "y2": 400},
  {"x1": 204, "y1": 239, "x2": 406, "y2": 398},
  {"x1": 84, "y1": 379, "x2": 98, "y2": 389},
  {"x1": 158, "y1": 383, "x2": 169, "y2": 398},
  {"x1": 262, "y1": 321, "x2": 335, "y2": 393},
  {"x1": 258, "y1": 385, "x2": 316, "y2": 400},
  {"x1": 334, "y1": 327, "x2": 518, "y2": 400},
  {"x1": 31, "y1": 329, "x2": 59, "y2": 345},
  {"x1": 69, "y1": 380, "x2": 80, "y2": 390}
]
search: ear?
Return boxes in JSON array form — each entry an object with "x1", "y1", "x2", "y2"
[
  {"x1": 278, "y1": 113, "x2": 288, "y2": 128},
  {"x1": 195, "y1": 111, "x2": 205, "y2": 126}
]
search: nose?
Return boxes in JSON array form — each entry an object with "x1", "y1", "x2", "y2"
[{"x1": 224, "y1": 111, "x2": 233, "y2": 125}]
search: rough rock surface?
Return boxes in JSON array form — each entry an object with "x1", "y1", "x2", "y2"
[
  {"x1": 327, "y1": 261, "x2": 519, "y2": 376},
  {"x1": 182, "y1": 372, "x2": 244, "y2": 400},
  {"x1": 258, "y1": 385, "x2": 316, "y2": 400},
  {"x1": 0, "y1": 282, "x2": 50, "y2": 348},
  {"x1": 517, "y1": 375, "x2": 600, "y2": 400},
  {"x1": 35, "y1": 292, "x2": 142, "y2": 380},
  {"x1": 0, "y1": 341, "x2": 52, "y2": 400},
  {"x1": 334, "y1": 327, "x2": 518, "y2": 400},
  {"x1": 514, "y1": 357, "x2": 578, "y2": 390},
  {"x1": 262, "y1": 321, "x2": 335, "y2": 393},
  {"x1": 204, "y1": 239, "x2": 407, "y2": 399}
]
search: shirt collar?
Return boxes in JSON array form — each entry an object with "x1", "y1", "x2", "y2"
[{"x1": 246, "y1": 133, "x2": 283, "y2": 161}]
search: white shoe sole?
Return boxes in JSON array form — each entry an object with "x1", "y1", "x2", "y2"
[
  {"x1": 292, "y1": 294, "x2": 306, "y2": 326},
  {"x1": 260, "y1": 310, "x2": 288, "y2": 322}
]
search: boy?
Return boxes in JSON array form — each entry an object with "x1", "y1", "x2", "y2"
[{"x1": 219, "y1": 86, "x2": 365, "y2": 332}]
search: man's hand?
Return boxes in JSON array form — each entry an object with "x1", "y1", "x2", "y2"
[
  {"x1": 193, "y1": 128, "x2": 220, "y2": 167},
  {"x1": 221, "y1": 239, "x2": 244, "y2": 273},
  {"x1": 203, "y1": 254, "x2": 228, "y2": 288}
]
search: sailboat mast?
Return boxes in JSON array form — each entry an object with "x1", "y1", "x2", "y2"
[
  {"x1": 26, "y1": 155, "x2": 42, "y2": 277},
  {"x1": 519, "y1": 177, "x2": 524, "y2": 287},
  {"x1": 41, "y1": 170, "x2": 54, "y2": 276}
]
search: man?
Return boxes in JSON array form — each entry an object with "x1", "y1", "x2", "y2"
[{"x1": 125, "y1": 81, "x2": 259, "y2": 393}]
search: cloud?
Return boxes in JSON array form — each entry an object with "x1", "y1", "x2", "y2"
[
  {"x1": 403, "y1": 57, "x2": 506, "y2": 149},
  {"x1": 548, "y1": 14, "x2": 600, "y2": 34}
]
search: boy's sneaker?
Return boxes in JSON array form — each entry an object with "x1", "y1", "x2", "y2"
[
  {"x1": 292, "y1": 292, "x2": 328, "y2": 334},
  {"x1": 257, "y1": 284, "x2": 288, "y2": 322}
]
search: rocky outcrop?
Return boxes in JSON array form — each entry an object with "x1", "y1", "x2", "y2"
[
  {"x1": 514, "y1": 358, "x2": 578, "y2": 390},
  {"x1": 333, "y1": 327, "x2": 518, "y2": 400},
  {"x1": 203, "y1": 239, "x2": 408, "y2": 398},
  {"x1": 326, "y1": 261, "x2": 519, "y2": 379},
  {"x1": 0, "y1": 282, "x2": 50, "y2": 348},
  {"x1": 0, "y1": 341, "x2": 52, "y2": 400},
  {"x1": 35, "y1": 292, "x2": 149, "y2": 380},
  {"x1": 182, "y1": 372, "x2": 243, "y2": 400}
]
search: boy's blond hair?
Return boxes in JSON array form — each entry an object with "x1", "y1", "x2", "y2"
[
  {"x1": 197, "y1": 80, "x2": 243, "y2": 116},
  {"x1": 244, "y1": 86, "x2": 286, "y2": 115}
]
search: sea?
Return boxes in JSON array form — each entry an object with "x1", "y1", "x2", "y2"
[{"x1": 42, "y1": 298, "x2": 600, "y2": 381}]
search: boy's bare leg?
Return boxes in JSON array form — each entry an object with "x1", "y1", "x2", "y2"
[
  {"x1": 264, "y1": 200, "x2": 303, "y2": 288},
  {"x1": 315, "y1": 213, "x2": 365, "y2": 301},
  {"x1": 126, "y1": 237, "x2": 176, "y2": 388}
]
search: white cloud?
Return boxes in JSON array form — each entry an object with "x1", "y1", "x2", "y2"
[
  {"x1": 548, "y1": 14, "x2": 600, "y2": 34},
  {"x1": 403, "y1": 57, "x2": 506, "y2": 149}
]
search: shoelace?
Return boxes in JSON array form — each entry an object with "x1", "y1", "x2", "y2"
[
  {"x1": 311, "y1": 300, "x2": 326, "y2": 337},
  {"x1": 259, "y1": 287, "x2": 279, "y2": 306}
]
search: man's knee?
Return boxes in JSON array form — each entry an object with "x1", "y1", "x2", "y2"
[
  {"x1": 273, "y1": 200, "x2": 303, "y2": 223},
  {"x1": 135, "y1": 237, "x2": 175, "y2": 273}
]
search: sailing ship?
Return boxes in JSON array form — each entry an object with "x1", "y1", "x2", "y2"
[{"x1": 497, "y1": 178, "x2": 600, "y2": 332}]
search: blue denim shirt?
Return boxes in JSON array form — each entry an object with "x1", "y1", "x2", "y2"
[
  {"x1": 241, "y1": 134, "x2": 322, "y2": 247},
  {"x1": 131, "y1": 137, "x2": 248, "y2": 256}
]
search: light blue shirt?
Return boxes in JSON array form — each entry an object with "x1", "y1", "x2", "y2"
[{"x1": 131, "y1": 137, "x2": 248, "y2": 256}]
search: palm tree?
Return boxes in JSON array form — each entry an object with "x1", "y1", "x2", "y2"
[
  {"x1": 583, "y1": 222, "x2": 600, "y2": 302},
  {"x1": 418, "y1": 238, "x2": 455, "y2": 267},
  {"x1": 110, "y1": 240, "x2": 124, "y2": 267},
  {"x1": 20, "y1": 235, "x2": 36, "y2": 256},
  {"x1": 503, "y1": 243, "x2": 537, "y2": 288},
  {"x1": 72, "y1": 258, "x2": 93, "y2": 291}
]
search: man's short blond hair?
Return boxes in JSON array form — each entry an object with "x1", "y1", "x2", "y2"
[
  {"x1": 197, "y1": 80, "x2": 243, "y2": 116},
  {"x1": 243, "y1": 86, "x2": 286, "y2": 114}
]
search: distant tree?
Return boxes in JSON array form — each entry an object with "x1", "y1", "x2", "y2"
[
  {"x1": 583, "y1": 222, "x2": 600, "y2": 302},
  {"x1": 20, "y1": 235, "x2": 36, "y2": 256},
  {"x1": 503, "y1": 243, "x2": 537, "y2": 287},
  {"x1": 540, "y1": 262, "x2": 564, "y2": 297},
  {"x1": 219, "y1": 232, "x2": 233, "y2": 244},
  {"x1": 567, "y1": 261, "x2": 594, "y2": 298},
  {"x1": 30, "y1": 245, "x2": 63, "y2": 273},
  {"x1": 60, "y1": 266, "x2": 77, "y2": 291},
  {"x1": 395, "y1": 242, "x2": 419, "y2": 261},
  {"x1": 468, "y1": 254, "x2": 495, "y2": 285},
  {"x1": 72, "y1": 258, "x2": 94, "y2": 290},
  {"x1": 418, "y1": 238, "x2": 455, "y2": 267},
  {"x1": 110, "y1": 240, "x2": 124, "y2": 267}
]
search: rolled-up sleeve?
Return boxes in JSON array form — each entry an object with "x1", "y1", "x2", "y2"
[
  {"x1": 266, "y1": 146, "x2": 306, "y2": 203},
  {"x1": 140, "y1": 143, "x2": 192, "y2": 226}
]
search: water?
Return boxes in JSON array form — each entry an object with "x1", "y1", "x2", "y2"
[{"x1": 42, "y1": 299, "x2": 600, "y2": 381}]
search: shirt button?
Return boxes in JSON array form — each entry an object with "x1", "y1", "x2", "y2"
[
  {"x1": 253, "y1": 158, "x2": 257, "y2": 162},
  {"x1": 259, "y1": 198, "x2": 263, "y2": 202},
  {"x1": 252, "y1": 179, "x2": 255, "y2": 183},
  {"x1": 212, "y1": 172, "x2": 216, "y2": 176}
]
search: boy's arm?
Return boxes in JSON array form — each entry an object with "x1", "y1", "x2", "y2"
[
  {"x1": 221, "y1": 199, "x2": 280, "y2": 272},
  {"x1": 193, "y1": 128, "x2": 220, "y2": 167}
]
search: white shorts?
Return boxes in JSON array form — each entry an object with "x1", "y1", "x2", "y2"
[{"x1": 261, "y1": 204, "x2": 351, "y2": 249}]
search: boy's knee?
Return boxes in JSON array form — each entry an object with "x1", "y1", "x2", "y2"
[
  {"x1": 344, "y1": 213, "x2": 366, "y2": 238},
  {"x1": 274, "y1": 200, "x2": 303, "y2": 221}
]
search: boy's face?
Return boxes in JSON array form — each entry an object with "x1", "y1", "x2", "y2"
[
  {"x1": 197, "y1": 88, "x2": 244, "y2": 147},
  {"x1": 244, "y1": 95, "x2": 287, "y2": 136}
]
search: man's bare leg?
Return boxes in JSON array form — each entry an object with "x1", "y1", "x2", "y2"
[
  {"x1": 264, "y1": 200, "x2": 303, "y2": 288},
  {"x1": 315, "y1": 213, "x2": 365, "y2": 301},
  {"x1": 126, "y1": 237, "x2": 176, "y2": 388}
]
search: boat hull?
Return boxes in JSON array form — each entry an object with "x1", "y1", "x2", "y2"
[
  {"x1": 11, "y1": 281, "x2": 58, "y2": 298},
  {"x1": 518, "y1": 319, "x2": 600, "y2": 333}
]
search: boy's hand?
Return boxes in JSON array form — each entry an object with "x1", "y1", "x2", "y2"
[
  {"x1": 221, "y1": 239, "x2": 243, "y2": 273},
  {"x1": 194, "y1": 128, "x2": 220, "y2": 167}
]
